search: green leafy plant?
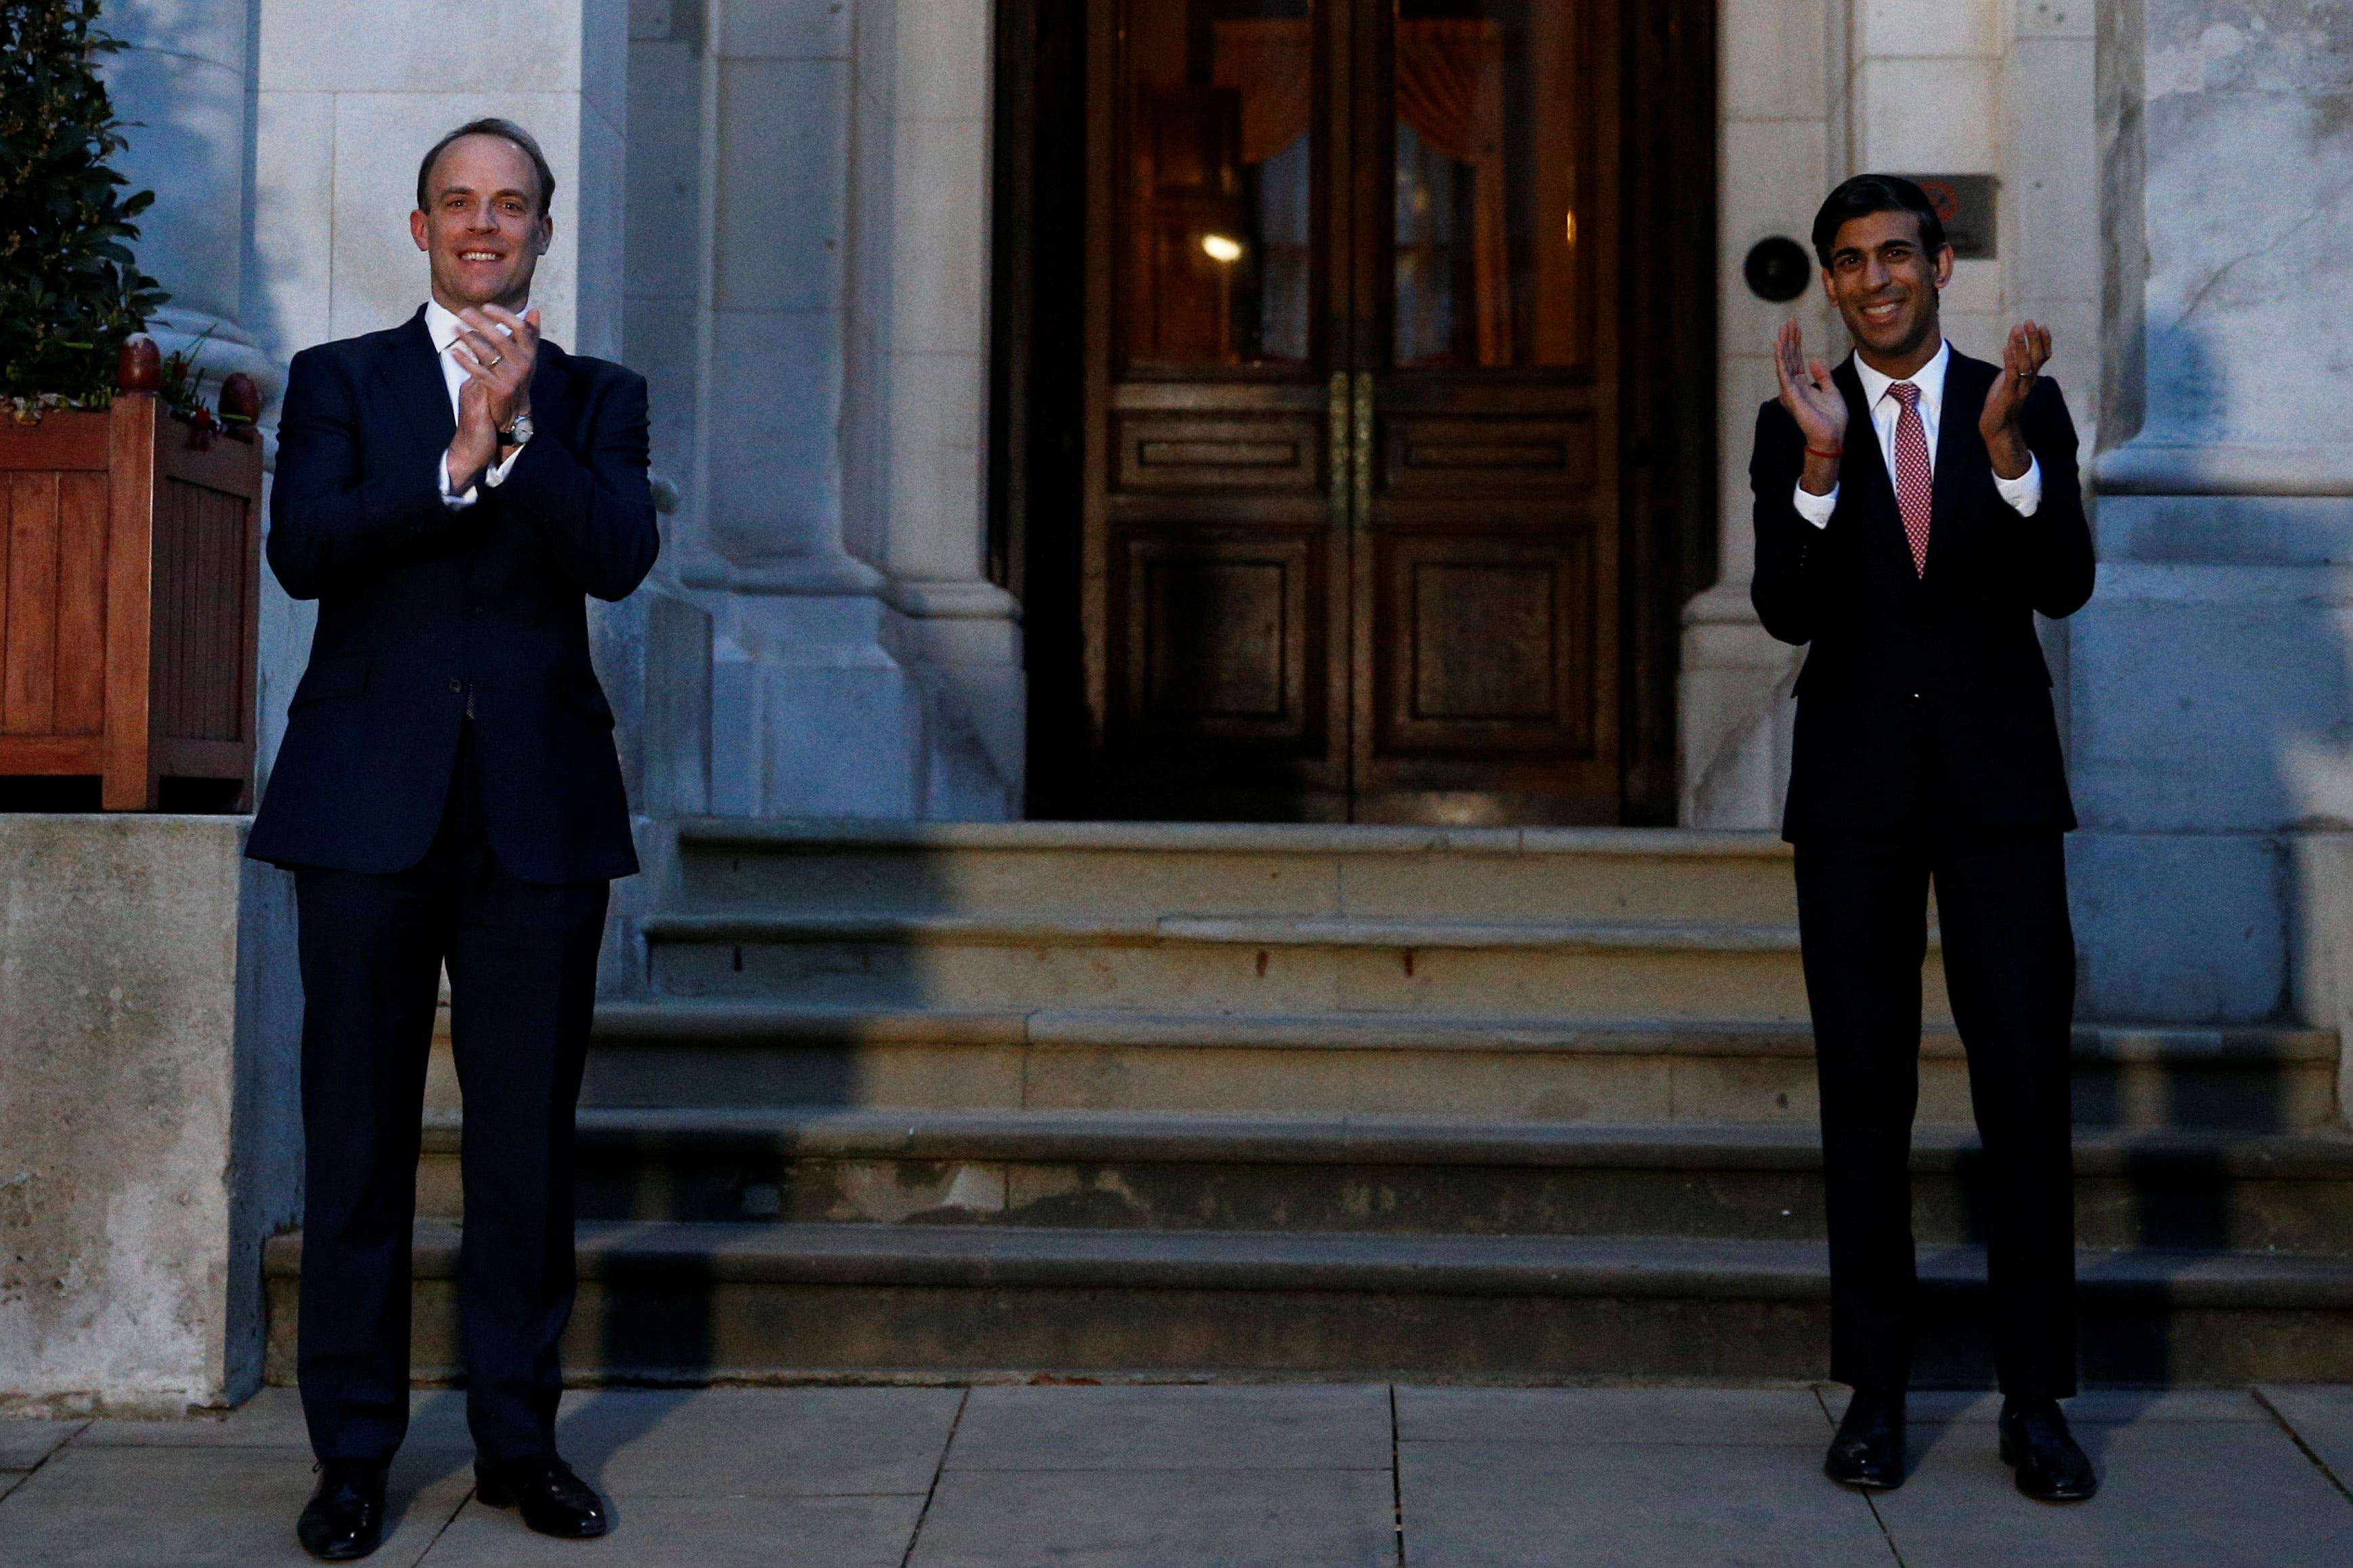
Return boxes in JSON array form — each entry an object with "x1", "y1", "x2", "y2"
[{"x1": 0, "y1": 0, "x2": 168, "y2": 415}]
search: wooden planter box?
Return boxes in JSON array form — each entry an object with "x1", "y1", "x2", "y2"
[{"x1": 0, "y1": 374, "x2": 263, "y2": 810}]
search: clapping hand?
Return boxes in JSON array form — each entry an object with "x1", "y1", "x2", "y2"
[
  {"x1": 447, "y1": 305, "x2": 540, "y2": 493},
  {"x1": 1774, "y1": 319, "x2": 1848, "y2": 495},
  {"x1": 1979, "y1": 320, "x2": 2050, "y2": 481}
]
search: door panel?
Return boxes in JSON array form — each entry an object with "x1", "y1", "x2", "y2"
[
  {"x1": 1086, "y1": 0, "x2": 1354, "y2": 820},
  {"x1": 1380, "y1": 413, "x2": 1596, "y2": 491},
  {"x1": 1353, "y1": 0, "x2": 1618, "y2": 824},
  {"x1": 1081, "y1": 0, "x2": 1617, "y2": 823}
]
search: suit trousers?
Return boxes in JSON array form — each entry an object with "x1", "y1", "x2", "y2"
[
  {"x1": 292, "y1": 723, "x2": 608, "y2": 1465},
  {"x1": 1794, "y1": 828, "x2": 2079, "y2": 1399}
]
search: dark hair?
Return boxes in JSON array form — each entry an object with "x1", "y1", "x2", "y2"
[
  {"x1": 1809, "y1": 174, "x2": 1946, "y2": 268},
  {"x1": 414, "y1": 118, "x2": 556, "y2": 218}
]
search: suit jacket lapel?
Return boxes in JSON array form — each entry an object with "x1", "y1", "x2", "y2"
[
  {"x1": 1925, "y1": 350, "x2": 1992, "y2": 584},
  {"x1": 525, "y1": 338, "x2": 570, "y2": 457},
  {"x1": 1834, "y1": 359, "x2": 1916, "y2": 586},
  {"x1": 384, "y1": 308, "x2": 456, "y2": 457}
]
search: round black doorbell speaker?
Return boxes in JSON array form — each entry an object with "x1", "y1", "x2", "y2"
[{"x1": 1744, "y1": 236, "x2": 1813, "y2": 303}]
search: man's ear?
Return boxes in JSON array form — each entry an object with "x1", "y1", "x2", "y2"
[
  {"x1": 536, "y1": 217, "x2": 554, "y2": 256},
  {"x1": 1932, "y1": 244, "x2": 1956, "y2": 290},
  {"x1": 410, "y1": 210, "x2": 431, "y2": 252}
]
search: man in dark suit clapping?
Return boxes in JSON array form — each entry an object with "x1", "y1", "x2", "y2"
[
  {"x1": 1752, "y1": 175, "x2": 2098, "y2": 1502},
  {"x1": 249, "y1": 118, "x2": 656, "y2": 1560}
]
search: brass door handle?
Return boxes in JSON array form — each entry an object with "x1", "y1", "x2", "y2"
[{"x1": 1328, "y1": 371, "x2": 1350, "y2": 520}]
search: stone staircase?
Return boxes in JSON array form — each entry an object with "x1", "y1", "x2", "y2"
[{"x1": 264, "y1": 822, "x2": 2353, "y2": 1387}]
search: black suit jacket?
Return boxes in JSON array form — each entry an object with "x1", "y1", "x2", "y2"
[
  {"x1": 1749, "y1": 349, "x2": 2094, "y2": 843},
  {"x1": 248, "y1": 308, "x2": 658, "y2": 882}
]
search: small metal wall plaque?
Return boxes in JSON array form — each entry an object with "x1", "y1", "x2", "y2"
[{"x1": 1899, "y1": 175, "x2": 1998, "y2": 260}]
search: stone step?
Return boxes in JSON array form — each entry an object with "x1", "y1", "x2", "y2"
[
  {"x1": 669, "y1": 819, "x2": 1803, "y2": 927},
  {"x1": 424, "y1": 1004, "x2": 2340, "y2": 1129},
  {"x1": 412, "y1": 1108, "x2": 2353, "y2": 1254},
  {"x1": 638, "y1": 908, "x2": 1857, "y2": 1021},
  {"x1": 261, "y1": 1221, "x2": 2353, "y2": 1387}
]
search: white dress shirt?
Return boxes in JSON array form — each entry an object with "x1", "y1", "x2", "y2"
[
  {"x1": 1791, "y1": 340, "x2": 2042, "y2": 528},
  {"x1": 426, "y1": 300, "x2": 525, "y2": 508}
]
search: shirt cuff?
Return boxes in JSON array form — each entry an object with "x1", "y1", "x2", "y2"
[
  {"x1": 1791, "y1": 480, "x2": 1839, "y2": 530},
  {"x1": 483, "y1": 443, "x2": 524, "y2": 489},
  {"x1": 1993, "y1": 453, "x2": 2042, "y2": 516},
  {"x1": 438, "y1": 451, "x2": 479, "y2": 510}
]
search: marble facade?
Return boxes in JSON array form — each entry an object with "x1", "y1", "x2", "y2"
[{"x1": 84, "y1": 0, "x2": 2353, "y2": 1050}]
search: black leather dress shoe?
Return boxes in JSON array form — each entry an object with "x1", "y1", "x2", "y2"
[
  {"x1": 2000, "y1": 1397, "x2": 2098, "y2": 1501},
  {"x1": 296, "y1": 1460, "x2": 388, "y2": 1561},
  {"x1": 1824, "y1": 1386, "x2": 1907, "y2": 1489},
  {"x1": 475, "y1": 1454, "x2": 610, "y2": 1539}
]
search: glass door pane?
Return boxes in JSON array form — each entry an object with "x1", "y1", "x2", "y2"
[
  {"x1": 1120, "y1": 0, "x2": 1319, "y2": 367},
  {"x1": 1390, "y1": 0, "x2": 1579, "y2": 369}
]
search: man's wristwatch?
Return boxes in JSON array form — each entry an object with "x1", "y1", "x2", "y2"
[{"x1": 499, "y1": 411, "x2": 535, "y2": 447}]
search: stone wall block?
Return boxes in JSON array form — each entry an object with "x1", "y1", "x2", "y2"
[
  {"x1": 705, "y1": 307, "x2": 846, "y2": 561},
  {"x1": 257, "y1": 0, "x2": 586, "y2": 92},
  {"x1": 0, "y1": 820, "x2": 300, "y2": 1414},
  {"x1": 714, "y1": 58, "x2": 850, "y2": 311},
  {"x1": 644, "y1": 592, "x2": 716, "y2": 819},
  {"x1": 2140, "y1": 92, "x2": 2353, "y2": 449},
  {"x1": 2101, "y1": 495, "x2": 2353, "y2": 568},
  {"x1": 719, "y1": 0, "x2": 854, "y2": 60},
  {"x1": 2068, "y1": 830, "x2": 2289, "y2": 1023},
  {"x1": 896, "y1": 0, "x2": 990, "y2": 122},
  {"x1": 1857, "y1": 56, "x2": 2002, "y2": 169},
  {"x1": 889, "y1": 120, "x2": 990, "y2": 358},
  {"x1": 2069, "y1": 564, "x2": 2353, "y2": 834},
  {"x1": 247, "y1": 90, "x2": 337, "y2": 361},
  {"x1": 2287, "y1": 832, "x2": 2353, "y2": 1123},
  {"x1": 624, "y1": 38, "x2": 707, "y2": 303},
  {"x1": 1721, "y1": 0, "x2": 1831, "y2": 122},
  {"x1": 1857, "y1": 0, "x2": 2003, "y2": 59},
  {"x1": 2016, "y1": 0, "x2": 2092, "y2": 41},
  {"x1": 2006, "y1": 36, "x2": 2100, "y2": 305},
  {"x1": 883, "y1": 352, "x2": 987, "y2": 581}
]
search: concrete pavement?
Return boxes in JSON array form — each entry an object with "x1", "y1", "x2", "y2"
[{"x1": 3, "y1": 1382, "x2": 2350, "y2": 1565}]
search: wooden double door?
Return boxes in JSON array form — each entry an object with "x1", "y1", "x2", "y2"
[{"x1": 1079, "y1": 0, "x2": 1621, "y2": 824}]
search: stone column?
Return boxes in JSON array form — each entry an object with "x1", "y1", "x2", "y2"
[
  {"x1": 2072, "y1": 0, "x2": 2353, "y2": 1048},
  {"x1": 850, "y1": 0, "x2": 1025, "y2": 812},
  {"x1": 653, "y1": 0, "x2": 1021, "y2": 822}
]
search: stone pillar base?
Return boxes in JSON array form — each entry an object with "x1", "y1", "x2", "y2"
[{"x1": 1677, "y1": 584, "x2": 1801, "y2": 830}]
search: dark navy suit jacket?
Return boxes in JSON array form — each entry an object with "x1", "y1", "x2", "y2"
[
  {"x1": 248, "y1": 307, "x2": 658, "y2": 882},
  {"x1": 1748, "y1": 350, "x2": 2095, "y2": 843}
]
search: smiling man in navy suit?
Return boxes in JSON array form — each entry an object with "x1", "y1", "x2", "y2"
[
  {"x1": 1752, "y1": 175, "x2": 2097, "y2": 1503},
  {"x1": 249, "y1": 118, "x2": 655, "y2": 1560}
]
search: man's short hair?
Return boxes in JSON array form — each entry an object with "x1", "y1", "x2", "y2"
[
  {"x1": 415, "y1": 118, "x2": 556, "y2": 218},
  {"x1": 1809, "y1": 174, "x2": 1946, "y2": 269}
]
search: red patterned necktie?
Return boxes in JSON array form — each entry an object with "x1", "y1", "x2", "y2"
[{"x1": 1889, "y1": 380, "x2": 1933, "y2": 577}]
